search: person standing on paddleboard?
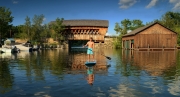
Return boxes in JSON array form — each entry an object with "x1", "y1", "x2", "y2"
[{"x1": 83, "y1": 37, "x2": 95, "y2": 62}]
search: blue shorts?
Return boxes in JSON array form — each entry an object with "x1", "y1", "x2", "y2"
[
  {"x1": 87, "y1": 48, "x2": 93, "y2": 54},
  {"x1": 87, "y1": 68, "x2": 93, "y2": 74}
]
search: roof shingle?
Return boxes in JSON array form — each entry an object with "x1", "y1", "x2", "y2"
[
  {"x1": 51, "y1": 19, "x2": 109, "y2": 27},
  {"x1": 122, "y1": 22, "x2": 177, "y2": 37}
]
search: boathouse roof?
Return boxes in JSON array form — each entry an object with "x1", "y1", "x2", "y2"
[
  {"x1": 123, "y1": 22, "x2": 177, "y2": 37},
  {"x1": 51, "y1": 19, "x2": 109, "y2": 27}
]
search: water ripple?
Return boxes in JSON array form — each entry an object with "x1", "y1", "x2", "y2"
[{"x1": 0, "y1": 50, "x2": 180, "y2": 97}]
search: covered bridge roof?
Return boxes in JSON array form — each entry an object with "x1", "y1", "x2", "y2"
[
  {"x1": 123, "y1": 22, "x2": 177, "y2": 37},
  {"x1": 51, "y1": 19, "x2": 109, "y2": 27}
]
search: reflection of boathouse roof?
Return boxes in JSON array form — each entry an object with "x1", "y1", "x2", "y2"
[{"x1": 51, "y1": 19, "x2": 109, "y2": 27}]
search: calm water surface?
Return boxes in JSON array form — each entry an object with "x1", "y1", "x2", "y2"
[{"x1": 0, "y1": 49, "x2": 180, "y2": 97}]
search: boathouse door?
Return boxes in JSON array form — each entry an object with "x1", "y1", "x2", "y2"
[{"x1": 131, "y1": 40, "x2": 134, "y2": 49}]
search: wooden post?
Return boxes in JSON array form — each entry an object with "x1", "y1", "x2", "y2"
[
  {"x1": 129, "y1": 40, "x2": 131, "y2": 50},
  {"x1": 163, "y1": 44, "x2": 164, "y2": 51},
  {"x1": 125, "y1": 40, "x2": 126, "y2": 49},
  {"x1": 122, "y1": 40, "x2": 123, "y2": 49},
  {"x1": 148, "y1": 44, "x2": 149, "y2": 51}
]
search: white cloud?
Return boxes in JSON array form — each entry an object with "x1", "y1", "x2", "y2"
[
  {"x1": 106, "y1": 33, "x2": 110, "y2": 35},
  {"x1": 118, "y1": 0, "x2": 137, "y2": 9},
  {"x1": 169, "y1": 0, "x2": 178, "y2": 3},
  {"x1": 173, "y1": 2, "x2": 180, "y2": 10},
  {"x1": 146, "y1": 0, "x2": 158, "y2": 8},
  {"x1": 127, "y1": 30, "x2": 132, "y2": 33},
  {"x1": 169, "y1": 0, "x2": 180, "y2": 11},
  {"x1": 12, "y1": 0, "x2": 18, "y2": 4},
  {"x1": 167, "y1": 77, "x2": 180, "y2": 96}
]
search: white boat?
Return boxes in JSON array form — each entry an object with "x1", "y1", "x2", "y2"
[
  {"x1": 0, "y1": 48, "x2": 11, "y2": 53},
  {"x1": 0, "y1": 52, "x2": 12, "y2": 59},
  {"x1": 0, "y1": 48, "x2": 20, "y2": 53},
  {"x1": 1, "y1": 44, "x2": 21, "y2": 53},
  {"x1": 14, "y1": 44, "x2": 32, "y2": 51}
]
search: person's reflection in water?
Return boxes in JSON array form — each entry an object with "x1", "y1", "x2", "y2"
[{"x1": 86, "y1": 67, "x2": 94, "y2": 86}]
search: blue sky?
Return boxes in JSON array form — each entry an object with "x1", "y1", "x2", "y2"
[{"x1": 0, "y1": 0, "x2": 180, "y2": 35}]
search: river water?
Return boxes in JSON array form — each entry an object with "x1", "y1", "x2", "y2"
[{"x1": 0, "y1": 49, "x2": 180, "y2": 97}]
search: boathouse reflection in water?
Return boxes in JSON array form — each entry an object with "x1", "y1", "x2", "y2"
[
  {"x1": 0, "y1": 49, "x2": 180, "y2": 96},
  {"x1": 122, "y1": 50, "x2": 177, "y2": 76}
]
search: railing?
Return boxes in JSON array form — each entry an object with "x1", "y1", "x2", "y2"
[{"x1": 67, "y1": 34, "x2": 104, "y2": 40}]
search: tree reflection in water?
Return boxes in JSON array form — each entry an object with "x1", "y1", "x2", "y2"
[
  {"x1": 17, "y1": 49, "x2": 69, "y2": 82},
  {"x1": 0, "y1": 60, "x2": 14, "y2": 94}
]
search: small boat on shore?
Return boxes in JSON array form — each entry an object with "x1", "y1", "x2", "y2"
[
  {"x1": 0, "y1": 48, "x2": 11, "y2": 53},
  {"x1": 14, "y1": 44, "x2": 33, "y2": 52},
  {"x1": 0, "y1": 47, "x2": 20, "y2": 53},
  {"x1": 0, "y1": 52, "x2": 12, "y2": 59}
]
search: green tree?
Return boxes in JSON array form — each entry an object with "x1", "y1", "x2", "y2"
[
  {"x1": 114, "y1": 19, "x2": 144, "y2": 48},
  {"x1": 115, "y1": 19, "x2": 144, "y2": 35},
  {"x1": 160, "y1": 12, "x2": 180, "y2": 28},
  {"x1": 145, "y1": 19, "x2": 161, "y2": 25},
  {"x1": 41, "y1": 24, "x2": 51, "y2": 43},
  {"x1": 114, "y1": 23, "x2": 122, "y2": 48},
  {"x1": 160, "y1": 11, "x2": 180, "y2": 45},
  {"x1": 31, "y1": 14, "x2": 45, "y2": 43},
  {"x1": 114, "y1": 19, "x2": 131, "y2": 48},
  {"x1": 14, "y1": 16, "x2": 32, "y2": 40},
  {"x1": 24, "y1": 16, "x2": 31, "y2": 40},
  {"x1": 11, "y1": 26, "x2": 18, "y2": 38},
  {"x1": 114, "y1": 23, "x2": 122, "y2": 34},
  {"x1": 51, "y1": 17, "x2": 65, "y2": 43},
  {"x1": 115, "y1": 19, "x2": 131, "y2": 35},
  {"x1": 0, "y1": 7, "x2": 14, "y2": 42},
  {"x1": 131, "y1": 19, "x2": 144, "y2": 30},
  {"x1": 16, "y1": 25, "x2": 28, "y2": 39}
]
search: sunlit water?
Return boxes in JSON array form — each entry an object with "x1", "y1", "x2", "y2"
[{"x1": 0, "y1": 49, "x2": 180, "y2": 97}]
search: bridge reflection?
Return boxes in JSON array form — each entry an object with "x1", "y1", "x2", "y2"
[
  {"x1": 69, "y1": 50, "x2": 110, "y2": 72},
  {"x1": 14, "y1": 49, "x2": 110, "y2": 75}
]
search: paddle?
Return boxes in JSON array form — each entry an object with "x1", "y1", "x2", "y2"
[
  {"x1": 85, "y1": 47, "x2": 111, "y2": 60},
  {"x1": 100, "y1": 54, "x2": 111, "y2": 60}
]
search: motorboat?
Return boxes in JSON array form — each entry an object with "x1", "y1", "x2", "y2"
[
  {"x1": 0, "y1": 48, "x2": 11, "y2": 53},
  {"x1": 0, "y1": 45, "x2": 20, "y2": 53},
  {"x1": 14, "y1": 44, "x2": 32, "y2": 52}
]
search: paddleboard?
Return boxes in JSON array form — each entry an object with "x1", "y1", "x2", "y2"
[{"x1": 85, "y1": 61, "x2": 96, "y2": 67}]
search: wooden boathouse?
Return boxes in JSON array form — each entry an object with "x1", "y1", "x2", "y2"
[{"x1": 122, "y1": 22, "x2": 177, "y2": 51}]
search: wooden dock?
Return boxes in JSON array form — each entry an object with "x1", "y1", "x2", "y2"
[
  {"x1": 134, "y1": 48, "x2": 177, "y2": 51},
  {"x1": 177, "y1": 46, "x2": 180, "y2": 49}
]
